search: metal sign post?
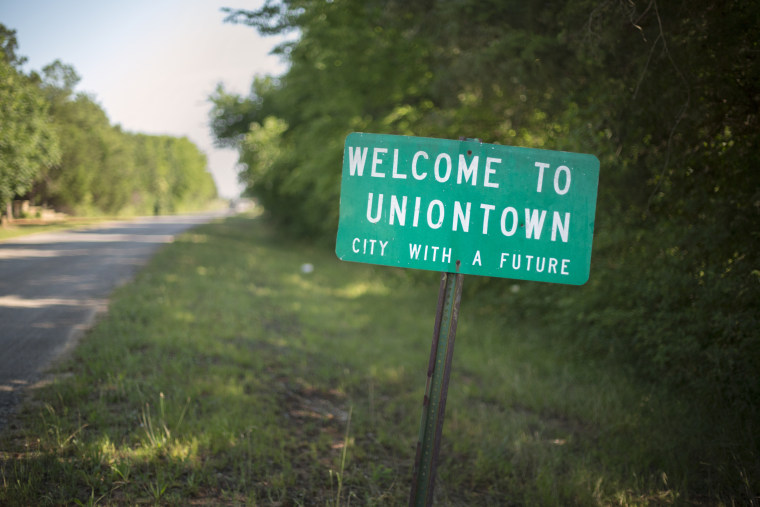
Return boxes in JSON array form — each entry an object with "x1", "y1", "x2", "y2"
[{"x1": 409, "y1": 268, "x2": 464, "y2": 506}]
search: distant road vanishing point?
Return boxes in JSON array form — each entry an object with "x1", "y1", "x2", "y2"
[{"x1": 0, "y1": 213, "x2": 225, "y2": 429}]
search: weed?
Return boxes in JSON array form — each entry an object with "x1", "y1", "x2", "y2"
[
  {"x1": 71, "y1": 488, "x2": 98, "y2": 506},
  {"x1": 138, "y1": 392, "x2": 190, "y2": 452},
  {"x1": 330, "y1": 406, "x2": 353, "y2": 507},
  {"x1": 143, "y1": 470, "x2": 169, "y2": 503},
  {"x1": 110, "y1": 460, "x2": 131, "y2": 484},
  {"x1": 140, "y1": 400, "x2": 170, "y2": 450},
  {"x1": 42, "y1": 402, "x2": 88, "y2": 453}
]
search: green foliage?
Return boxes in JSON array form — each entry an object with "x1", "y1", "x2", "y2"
[
  {"x1": 210, "y1": 0, "x2": 760, "y2": 480},
  {"x1": 0, "y1": 27, "x2": 60, "y2": 218},
  {"x1": 127, "y1": 133, "x2": 218, "y2": 215},
  {"x1": 212, "y1": 0, "x2": 438, "y2": 238},
  {"x1": 0, "y1": 24, "x2": 26, "y2": 67},
  {"x1": 34, "y1": 60, "x2": 219, "y2": 216},
  {"x1": 0, "y1": 29, "x2": 218, "y2": 219}
]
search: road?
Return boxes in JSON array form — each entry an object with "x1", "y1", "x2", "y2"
[{"x1": 0, "y1": 213, "x2": 224, "y2": 428}]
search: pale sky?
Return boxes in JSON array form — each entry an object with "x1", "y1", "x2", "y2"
[{"x1": 0, "y1": 0, "x2": 289, "y2": 198}]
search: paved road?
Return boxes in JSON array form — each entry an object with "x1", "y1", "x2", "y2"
[{"x1": 0, "y1": 213, "x2": 224, "y2": 428}]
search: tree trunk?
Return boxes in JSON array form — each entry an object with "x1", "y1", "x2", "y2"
[{"x1": 4, "y1": 201, "x2": 13, "y2": 225}]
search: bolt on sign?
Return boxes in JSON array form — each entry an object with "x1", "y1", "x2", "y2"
[{"x1": 336, "y1": 133, "x2": 600, "y2": 285}]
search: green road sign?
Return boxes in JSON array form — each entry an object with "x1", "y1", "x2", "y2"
[{"x1": 336, "y1": 133, "x2": 600, "y2": 285}]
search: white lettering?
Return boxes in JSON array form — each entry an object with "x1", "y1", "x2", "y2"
[
  {"x1": 525, "y1": 208, "x2": 547, "y2": 239},
  {"x1": 554, "y1": 165, "x2": 571, "y2": 195},
  {"x1": 427, "y1": 200, "x2": 445, "y2": 229},
  {"x1": 457, "y1": 154, "x2": 478, "y2": 185},
  {"x1": 409, "y1": 243, "x2": 452, "y2": 264},
  {"x1": 512, "y1": 254, "x2": 521, "y2": 270},
  {"x1": 500, "y1": 207, "x2": 518, "y2": 236},
  {"x1": 535, "y1": 161, "x2": 550, "y2": 192},
  {"x1": 480, "y1": 204, "x2": 495, "y2": 234},
  {"x1": 484, "y1": 157, "x2": 501, "y2": 188},
  {"x1": 363, "y1": 195, "x2": 574, "y2": 250},
  {"x1": 349, "y1": 146, "x2": 368, "y2": 176},
  {"x1": 412, "y1": 196, "x2": 421, "y2": 227},
  {"x1": 389, "y1": 195, "x2": 407, "y2": 226},
  {"x1": 371, "y1": 148, "x2": 387, "y2": 177},
  {"x1": 472, "y1": 250, "x2": 482, "y2": 266},
  {"x1": 366, "y1": 193, "x2": 383, "y2": 223},
  {"x1": 453, "y1": 201, "x2": 471, "y2": 232},
  {"x1": 498, "y1": 252, "x2": 568, "y2": 277},
  {"x1": 412, "y1": 151, "x2": 428, "y2": 180},
  {"x1": 434, "y1": 153, "x2": 452, "y2": 183},
  {"x1": 551, "y1": 211, "x2": 570, "y2": 242},
  {"x1": 391, "y1": 149, "x2": 406, "y2": 179}
]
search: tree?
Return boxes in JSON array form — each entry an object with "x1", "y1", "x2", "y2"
[
  {"x1": 39, "y1": 83, "x2": 116, "y2": 213},
  {"x1": 0, "y1": 24, "x2": 26, "y2": 67},
  {"x1": 127, "y1": 133, "x2": 217, "y2": 215},
  {"x1": 36, "y1": 60, "x2": 218, "y2": 215},
  {"x1": 0, "y1": 25, "x2": 60, "y2": 223},
  {"x1": 211, "y1": 0, "x2": 760, "y2": 434},
  {"x1": 213, "y1": 0, "x2": 438, "y2": 237}
]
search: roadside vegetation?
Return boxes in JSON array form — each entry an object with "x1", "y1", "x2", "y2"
[
  {"x1": 208, "y1": 5, "x2": 759, "y2": 504},
  {"x1": 1, "y1": 212, "x2": 755, "y2": 505},
  {"x1": 210, "y1": 1, "x2": 760, "y2": 421}
]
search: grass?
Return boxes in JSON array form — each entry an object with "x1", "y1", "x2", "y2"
[
  {"x1": 0, "y1": 217, "x2": 121, "y2": 241},
  {"x1": 0, "y1": 211, "x2": 756, "y2": 505},
  {"x1": 0, "y1": 198, "x2": 228, "y2": 241}
]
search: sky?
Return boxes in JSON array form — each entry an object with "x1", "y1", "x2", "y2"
[{"x1": 0, "y1": 0, "x2": 290, "y2": 198}]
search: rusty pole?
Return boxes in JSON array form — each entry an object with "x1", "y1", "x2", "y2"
[{"x1": 409, "y1": 265, "x2": 465, "y2": 506}]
